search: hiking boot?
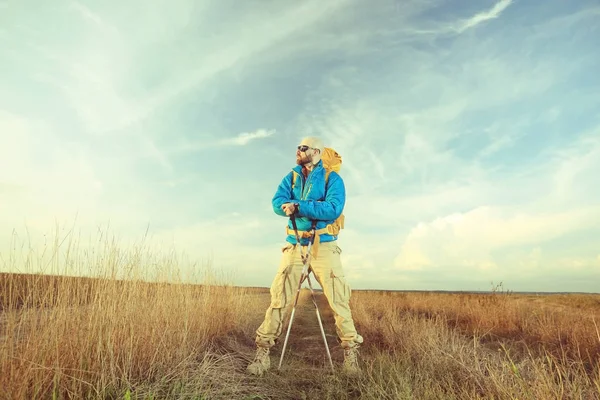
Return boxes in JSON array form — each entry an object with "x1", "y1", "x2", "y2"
[
  {"x1": 343, "y1": 347, "x2": 360, "y2": 375},
  {"x1": 246, "y1": 346, "x2": 270, "y2": 376}
]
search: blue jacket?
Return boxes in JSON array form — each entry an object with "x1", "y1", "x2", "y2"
[{"x1": 272, "y1": 159, "x2": 345, "y2": 245}]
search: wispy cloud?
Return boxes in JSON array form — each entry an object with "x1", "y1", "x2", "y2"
[
  {"x1": 148, "y1": 128, "x2": 277, "y2": 158},
  {"x1": 94, "y1": 0, "x2": 351, "y2": 135},
  {"x1": 220, "y1": 129, "x2": 276, "y2": 146},
  {"x1": 395, "y1": 0, "x2": 514, "y2": 38},
  {"x1": 454, "y1": 0, "x2": 513, "y2": 33}
]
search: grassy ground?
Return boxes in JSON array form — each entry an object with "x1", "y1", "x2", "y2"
[
  {"x1": 1, "y1": 229, "x2": 599, "y2": 399},
  {"x1": 1, "y1": 271, "x2": 599, "y2": 399}
]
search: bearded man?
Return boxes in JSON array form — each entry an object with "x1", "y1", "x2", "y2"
[{"x1": 246, "y1": 136, "x2": 363, "y2": 376}]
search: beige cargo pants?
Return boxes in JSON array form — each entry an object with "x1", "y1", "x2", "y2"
[{"x1": 255, "y1": 240, "x2": 364, "y2": 350}]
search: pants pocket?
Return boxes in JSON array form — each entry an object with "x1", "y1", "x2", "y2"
[
  {"x1": 270, "y1": 245, "x2": 294, "y2": 308},
  {"x1": 281, "y1": 243, "x2": 294, "y2": 253},
  {"x1": 270, "y1": 265, "x2": 291, "y2": 308},
  {"x1": 330, "y1": 270, "x2": 350, "y2": 305}
]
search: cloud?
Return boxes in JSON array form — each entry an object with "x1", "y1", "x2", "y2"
[
  {"x1": 455, "y1": 0, "x2": 513, "y2": 33},
  {"x1": 3, "y1": 0, "x2": 348, "y2": 170},
  {"x1": 220, "y1": 129, "x2": 276, "y2": 146},
  {"x1": 393, "y1": 0, "x2": 514, "y2": 38},
  {"x1": 150, "y1": 128, "x2": 276, "y2": 157},
  {"x1": 394, "y1": 205, "x2": 600, "y2": 272},
  {"x1": 89, "y1": 0, "x2": 351, "y2": 136}
]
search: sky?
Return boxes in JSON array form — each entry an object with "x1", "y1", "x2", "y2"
[{"x1": 1, "y1": 0, "x2": 599, "y2": 293}]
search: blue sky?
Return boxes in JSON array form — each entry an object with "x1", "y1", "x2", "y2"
[{"x1": 1, "y1": 0, "x2": 599, "y2": 292}]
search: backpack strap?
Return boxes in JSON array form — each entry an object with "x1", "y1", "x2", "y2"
[
  {"x1": 291, "y1": 171, "x2": 298, "y2": 190},
  {"x1": 324, "y1": 169, "x2": 345, "y2": 230}
]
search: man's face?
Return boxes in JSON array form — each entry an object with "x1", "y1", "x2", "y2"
[{"x1": 296, "y1": 144, "x2": 313, "y2": 165}]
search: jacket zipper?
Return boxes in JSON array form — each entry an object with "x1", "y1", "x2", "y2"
[{"x1": 301, "y1": 167, "x2": 317, "y2": 200}]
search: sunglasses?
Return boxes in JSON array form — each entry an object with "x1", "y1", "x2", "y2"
[{"x1": 297, "y1": 145, "x2": 311, "y2": 152}]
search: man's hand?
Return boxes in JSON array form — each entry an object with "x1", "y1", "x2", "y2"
[{"x1": 281, "y1": 203, "x2": 298, "y2": 216}]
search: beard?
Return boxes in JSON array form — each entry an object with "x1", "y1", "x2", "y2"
[{"x1": 296, "y1": 154, "x2": 311, "y2": 165}]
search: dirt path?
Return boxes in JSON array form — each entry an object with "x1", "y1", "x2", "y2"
[
  {"x1": 274, "y1": 289, "x2": 345, "y2": 370},
  {"x1": 211, "y1": 289, "x2": 356, "y2": 399}
]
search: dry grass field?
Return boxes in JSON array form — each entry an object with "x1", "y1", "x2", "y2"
[{"x1": 1, "y1": 234, "x2": 599, "y2": 399}]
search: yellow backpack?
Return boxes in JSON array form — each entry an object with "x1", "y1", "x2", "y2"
[
  {"x1": 290, "y1": 147, "x2": 345, "y2": 239},
  {"x1": 321, "y1": 147, "x2": 342, "y2": 181}
]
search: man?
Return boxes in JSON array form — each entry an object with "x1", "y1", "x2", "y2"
[{"x1": 246, "y1": 136, "x2": 364, "y2": 376}]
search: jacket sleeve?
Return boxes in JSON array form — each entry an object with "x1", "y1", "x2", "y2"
[
  {"x1": 272, "y1": 171, "x2": 294, "y2": 217},
  {"x1": 297, "y1": 171, "x2": 345, "y2": 221}
]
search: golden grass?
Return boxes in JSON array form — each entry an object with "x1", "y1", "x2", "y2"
[
  {"x1": 0, "y1": 227, "x2": 261, "y2": 399},
  {"x1": 0, "y1": 274, "x2": 256, "y2": 399},
  {"x1": 352, "y1": 287, "x2": 600, "y2": 365},
  {"x1": 348, "y1": 289, "x2": 600, "y2": 399},
  {"x1": 1, "y1": 227, "x2": 599, "y2": 399}
]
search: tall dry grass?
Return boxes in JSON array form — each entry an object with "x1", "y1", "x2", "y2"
[
  {"x1": 0, "y1": 226, "x2": 256, "y2": 399},
  {"x1": 2, "y1": 223, "x2": 600, "y2": 399},
  {"x1": 348, "y1": 288, "x2": 600, "y2": 399}
]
